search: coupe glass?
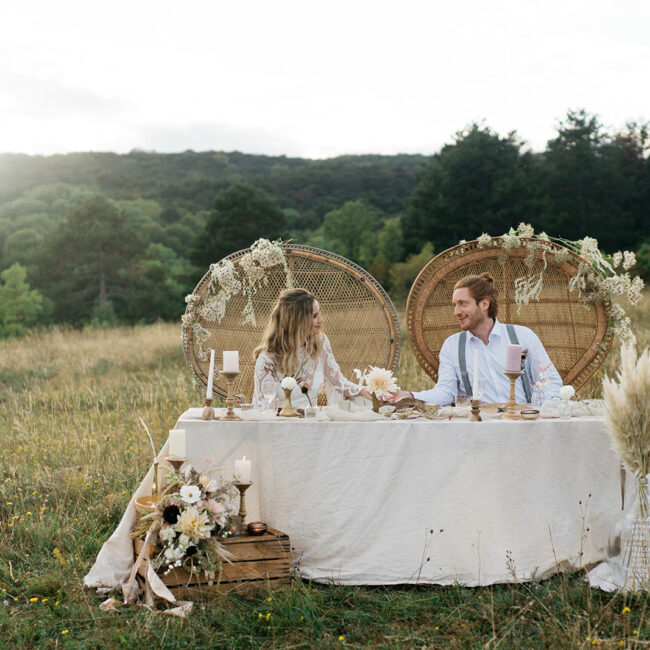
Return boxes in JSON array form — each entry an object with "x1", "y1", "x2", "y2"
[{"x1": 261, "y1": 378, "x2": 277, "y2": 410}]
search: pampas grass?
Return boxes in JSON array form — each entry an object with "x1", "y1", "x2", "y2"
[{"x1": 603, "y1": 345, "x2": 650, "y2": 478}]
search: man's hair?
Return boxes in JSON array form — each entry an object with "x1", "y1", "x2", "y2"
[{"x1": 453, "y1": 273, "x2": 498, "y2": 319}]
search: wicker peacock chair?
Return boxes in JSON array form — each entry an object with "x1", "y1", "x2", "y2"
[
  {"x1": 406, "y1": 238, "x2": 614, "y2": 392},
  {"x1": 183, "y1": 243, "x2": 400, "y2": 399}
]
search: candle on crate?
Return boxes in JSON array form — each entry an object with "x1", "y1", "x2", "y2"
[
  {"x1": 169, "y1": 429, "x2": 186, "y2": 457},
  {"x1": 206, "y1": 349, "x2": 215, "y2": 400},
  {"x1": 234, "y1": 456, "x2": 251, "y2": 482},
  {"x1": 505, "y1": 344, "x2": 523, "y2": 372},
  {"x1": 472, "y1": 349, "x2": 479, "y2": 399},
  {"x1": 223, "y1": 350, "x2": 239, "y2": 373}
]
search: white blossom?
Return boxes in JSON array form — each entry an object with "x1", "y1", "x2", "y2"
[
  {"x1": 477, "y1": 233, "x2": 492, "y2": 248},
  {"x1": 623, "y1": 251, "x2": 636, "y2": 271},
  {"x1": 517, "y1": 222, "x2": 534, "y2": 238}
]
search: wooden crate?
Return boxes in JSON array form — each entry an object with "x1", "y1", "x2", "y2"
[{"x1": 134, "y1": 527, "x2": 291, "y2": 596}]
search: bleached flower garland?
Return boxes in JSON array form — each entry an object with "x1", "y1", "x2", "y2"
[
  {"x1": 473, "y1": 223, "x2": 643, "y2": 345},
  {"x1": 182, "y1": 239, "x2": 292, "y2": 358}
]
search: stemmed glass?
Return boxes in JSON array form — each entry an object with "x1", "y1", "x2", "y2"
[{"x1": 261, "y1": 377, "x2": 277, "y2": 410}]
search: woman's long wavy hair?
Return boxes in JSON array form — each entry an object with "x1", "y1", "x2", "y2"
[{"x1": 254, "y1": 288, "x2": 323, "y2": 376}]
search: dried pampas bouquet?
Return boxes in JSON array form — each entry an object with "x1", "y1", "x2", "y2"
[{"x1": 603, "y1": 344, "x2": 650, "y2": 589}]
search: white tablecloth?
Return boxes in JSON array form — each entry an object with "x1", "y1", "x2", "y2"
[{"x1": 85, "y1": 408, "x2": 628, "y2": 590}]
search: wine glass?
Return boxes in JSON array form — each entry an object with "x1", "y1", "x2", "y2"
[{"x1": 261, "y1": 377, "x2": 277, "y2": 410}]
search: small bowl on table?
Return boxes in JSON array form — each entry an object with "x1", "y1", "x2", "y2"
[
  {"x1": 520, "y1": 409, "x2": 540, "y2": 421},
  {"x1": 247, "y1": 522, "x2": 267, "y2": 536}
]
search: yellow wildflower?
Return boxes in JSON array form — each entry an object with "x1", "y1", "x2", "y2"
[
  {"x1": 634, "y1": 630, "x2": 639, "y2": 635},
  {"x1": 62, "y1": 630, "x2": 69, "y2": 635},
  {"x1": 266, "y1": 612, "x2": 271, "y2": 621},
  {"x1": 622, "y1": 606, "x2": 631, "y2": 614},
  {"x1": 338, "y1": 636, "x2": 345, "y2": 642},
  {"x1": 29, "y1": 597, "x2": 38, "y2": 603},
  {"x1": 300, "y1": 616, "x2": 304, "y2": 621}
]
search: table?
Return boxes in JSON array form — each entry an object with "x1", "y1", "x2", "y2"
[{"x1": 85, "y1": 409, "x2": 629, "y2": 590}]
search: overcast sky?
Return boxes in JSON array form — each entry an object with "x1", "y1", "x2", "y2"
[{"x1": 1, "y1": 0, "x2": 648, "y2": 158}]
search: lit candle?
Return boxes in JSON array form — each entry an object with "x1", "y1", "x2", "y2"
[
  {"x1": 505, "y1": 344, "x2": 523, "y2": 372},
  {"x1": 169, "y1": 429, "x2": 186, "y2": 458},
  {"x1": 234, "y1": 456, "x2": 251, "y2": 482},
  {"x1": 206, "y1": 349, "x2": 215, "y2": 400},
  {"x1": 472, "y1": 349, "x2": 479, "y2": 399},
  {"x1": 223, "y1": 350, "x2": 239, "y2": 373}
]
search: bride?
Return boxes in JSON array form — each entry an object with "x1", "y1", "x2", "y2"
[{"x1": 253, "y1": 288, "x2": 370, "y2": 408}]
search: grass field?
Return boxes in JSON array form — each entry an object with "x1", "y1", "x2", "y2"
[{"x1": 0, "y1": 295, "x2": 648, "y2": 648}]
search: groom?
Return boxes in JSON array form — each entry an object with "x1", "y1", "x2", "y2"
[{"x1": 389, "y1": 273, "x2": 562, "y2": 406}]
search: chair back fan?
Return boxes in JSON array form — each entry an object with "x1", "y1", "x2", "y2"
[
  {"x1": 183, "y1": 244, "x2": 400, "y2": 399},
  {"x1": 406, "y1": 239, "x2": 614, "y2": 391}
]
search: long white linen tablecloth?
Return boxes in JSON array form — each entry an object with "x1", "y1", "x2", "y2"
[{"x1": 85, "y1": 409, "x2": 628, "y2": 590}]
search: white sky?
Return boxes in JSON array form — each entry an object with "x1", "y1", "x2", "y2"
[{"x1": 0, "y1": 0, "x2": 648, "y2": 158}]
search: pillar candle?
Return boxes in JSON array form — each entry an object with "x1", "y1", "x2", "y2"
[
  {"x1": 505, "y1": 344, "x2": 523, "y2": 372},
  {"x1": 206, "y1": 349, "x2": 215, "y2": 400},
  {"x1": 223, "y1": 350, "x2": 239, "y2": 373},
  {"x1": 234, "y1": 456, "x2": 251, "y2": 482},
  {"x1": 472, "y1": 349, "x2": 479, "y2": 399},
  {"x1": 169, "y1": 429, "x2": 186, "y2": 457}
]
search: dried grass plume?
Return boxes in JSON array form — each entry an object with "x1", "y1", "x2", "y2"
[{"x1": 603, "y1": 345, "x2": 650, "y2": 476}]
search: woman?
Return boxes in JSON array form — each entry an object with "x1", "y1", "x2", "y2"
[{"x1": 253, "y1": 288, "x2": 370, "y2": 408}]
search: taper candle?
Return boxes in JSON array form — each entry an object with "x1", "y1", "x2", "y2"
[{"x1": 206, "y1": 349, "x2": 215, "y2": 400}]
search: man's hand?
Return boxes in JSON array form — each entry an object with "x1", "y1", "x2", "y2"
[{"x1": 386, "y1": 390, "x2": 413, "y2": 404}]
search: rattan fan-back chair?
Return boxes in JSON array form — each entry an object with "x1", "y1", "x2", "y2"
[
  {"x1": 407, "y1": 238, "x2": 614, "y2": 392},
  {"x1": 183, "y1": 244, "x2": 400, "y2": 400}
]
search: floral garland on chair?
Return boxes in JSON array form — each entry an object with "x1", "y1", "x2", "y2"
[
  {"x1": 183, "y1": 239, "x2": 293, "y2": 359},
  {"x1": 474, "y1": 223, "x2": 644, "y2": 344}
]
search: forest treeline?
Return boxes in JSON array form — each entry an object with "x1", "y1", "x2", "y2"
[{"x1": 0, "y1": 109, "x2": 648, "y2": 336}]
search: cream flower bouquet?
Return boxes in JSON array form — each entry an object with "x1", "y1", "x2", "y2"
[{"x1": 355, "y1": 366, "x2": 400, "y2": 412}]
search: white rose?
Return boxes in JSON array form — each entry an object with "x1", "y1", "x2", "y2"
[
  {"x1": 559, "y1": 385, "x2": 575, "y2": 401},
  {"x1": 280, "y1": 376, "x2": 297, "y2": 391}
]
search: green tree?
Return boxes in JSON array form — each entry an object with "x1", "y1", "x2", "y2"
[
  {"x1": 320, "y1": 200, "x2": 381, "y2": 265},
  {"x1": 402, "y1": 124, "x2": 535, "y2": 254},
  {"x1": 0, "y1": 263, "x2": 44, "y2": 337},
  {"x1": 2, "y1": 228, "x2": 44, "y2": 272},
  {"x1": 388, "y1": 242, "x2": 435, "y2": 300},
  {"x1": 189, "y1": 184, "x2": 287, "y2": 271},
  {"x1": 35, "y1": 196, "x2": 143, "y2": 324}
]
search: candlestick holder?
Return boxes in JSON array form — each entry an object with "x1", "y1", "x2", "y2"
[
  {"x1": 234, "y1": 481, "x2": 253, "y2": 535},
  {"x1": 469, "y1": 399, "x2": 482, "y2": 422},
  {"x1": 502, "y1": 370, "x2": 523, "y2": 420},
  {"x1": 221, "y1": 371, "x2": 242, "y2": 421},
  {"x1": 201, "y1": 397, "x2": 217, "y2": 420},
  {"x1": 165, "y1": 456, "x2": 187, "y2": 476}
]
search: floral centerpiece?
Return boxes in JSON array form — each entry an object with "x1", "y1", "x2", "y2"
[
  {"x1": 132, "y1": 465, "x2": 238, "y2": 581},
  {"x1": 475, "y1": 223, "x2": 643, "y2": 345},
  {"x1": 278, "y1": 376, "x2": 299, "y2": 417},
  {"x1": 354, "y1": 366, "x2": 400, "y2": 412}
]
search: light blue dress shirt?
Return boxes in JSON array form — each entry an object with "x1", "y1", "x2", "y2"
[{"x1": 412, "y1": 319, "x2": 563, "y2": 406}]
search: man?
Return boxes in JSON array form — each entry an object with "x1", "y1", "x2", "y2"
[{"x1": 390, "y1": 273, "x2": 563, "y2": 405}]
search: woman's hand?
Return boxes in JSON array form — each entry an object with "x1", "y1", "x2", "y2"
[{"x1": 360, "y1": 388, "x2": 372, "y2": 401}]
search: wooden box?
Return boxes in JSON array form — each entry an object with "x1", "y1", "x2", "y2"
[{"x1": 134, "y1": 527, "x2": 291, "y2": 596}]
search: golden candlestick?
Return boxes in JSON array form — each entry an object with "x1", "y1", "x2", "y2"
[
  {"x1": 234, "y1": 481, "x2": 253, "y2": 534},
  {"x1": 502, "y1": 370, "x2": 523, "y2": 420},
  {"x1": 469, "y1": 399, "x2": 482, "y2": 422},
  {"x1": 165, "y1": 456, "x2": 187, "y2": 476},
  {"x1": 201, "y1": 397, "x2": 217, "y2": 420},
  {"x1": 221, "y1": 371, "x2": 242, "y2": 421}
]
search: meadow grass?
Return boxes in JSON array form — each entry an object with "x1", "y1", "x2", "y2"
[{"x1": 0, "y1": 295, "x2": 648, "y2": 648}]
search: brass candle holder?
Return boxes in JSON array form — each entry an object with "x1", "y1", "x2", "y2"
[
  {"x1": 502, "y1": 370, "x2": 523, "y2": 420},
  {"x1": 469, "y1": 399, "x2": 482, "y2": 422},
  {"x1": 165, "y1": 456, "x2": 187, "y2": 476},
  {"x1": 234, "y1": 481, "x2": 253, "y2": 534},
  {"x1": 201, "y1": 397, "x2": 217, "y2": 420},
  {"x1": 221, "y1": 371, "x2": 242, "y2": 421}
]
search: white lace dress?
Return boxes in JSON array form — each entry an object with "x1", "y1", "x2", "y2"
[{"x1": 253, "y1": 334, "x2": 363, "y2": 408}]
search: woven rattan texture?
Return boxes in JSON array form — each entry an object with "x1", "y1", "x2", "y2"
[
  {"x1": 406, "y1": 239, "x2": 614, "y2": 392},
  {"x1": 183, "y1": 245, "x2": 400, "y2": 399}
]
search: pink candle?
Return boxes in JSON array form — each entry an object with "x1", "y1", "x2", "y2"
[{"x1": 505, "y1": 344, "x2": 523, "y2": 372}]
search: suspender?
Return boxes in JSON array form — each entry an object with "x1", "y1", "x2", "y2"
[{"x1": 458, "y1": 325, "x2": 533, "y2": 402}]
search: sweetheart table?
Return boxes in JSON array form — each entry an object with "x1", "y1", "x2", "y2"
[{"x1": 85, "y1": 408, "x2": 629, "y2": 590}]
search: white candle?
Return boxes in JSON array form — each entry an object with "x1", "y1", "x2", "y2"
[
  {"x1": 206, "y1": 349, "x2": 215, "y2": 400},
  {"x1": 169, "y1": 429, "x2": 186, "y2": 458},
  {"x1": 223, "y1": 350, "x2": 239, "y2": 373},
  {"x1": 234, "y1": 456, "x2": 251, "y2": 482},
  {"x1": 472, "y1": 349, "x2": 479, "y2": 399}
]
